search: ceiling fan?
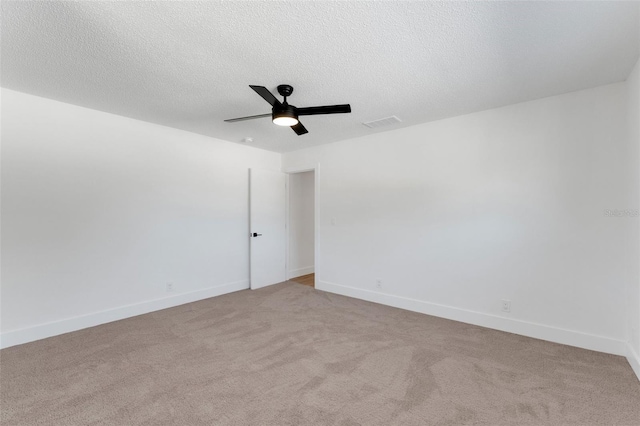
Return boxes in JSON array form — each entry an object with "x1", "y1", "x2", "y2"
[{"x1": 224, "y1": 85, "x2": 351, "y2": 135}]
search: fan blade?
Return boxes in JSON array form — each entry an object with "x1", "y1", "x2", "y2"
[
  {"x1": 224, "y1": 113, "x2": 272, "y2": 123},
  {"x1": 249, "y1": 85, "x2": 282, "y2": 106},
  {"x1": 291, "y1": 121, "x2": 308, "y2": 135},
  {"x1": 297, "y1": 104, "x2": 351, "y2": 116}
]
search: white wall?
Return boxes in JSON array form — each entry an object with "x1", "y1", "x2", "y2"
[
  {"x1": 626, "y1": 56, "x2": 640, "y2": 378},
  {"x1": 288, "y1": 171, "x2": 315, "y2": 278},
  {"x1": 0, "y1": 89, "x2": 280, "y2": 348},
  {"x1": 283, "y1": 83, "x2": 630, "y2": 356},
  {"x1": 1, "y1": 77, "x2": 637, "y2": 379}
]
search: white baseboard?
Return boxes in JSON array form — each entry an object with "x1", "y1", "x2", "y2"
[
  {"x1": 0, "y1": 280, "x2": 249, "y2": 350},
  {"x1": 317, "y1": 280, "x2": 627, "y2": 357},
  {"x1": 627, "y1": 343, "x2": 640, "y2": 382},
  {"x1": 288, "y1": 266, "x2": 314, "y2": 279}
]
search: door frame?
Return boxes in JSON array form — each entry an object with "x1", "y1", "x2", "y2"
[{"x1": 283, "y1": 163, "x2": 320, "y2": 284}]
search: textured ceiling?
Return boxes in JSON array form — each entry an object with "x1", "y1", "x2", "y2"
[{"x1": 2, "y1": 1, "x2": 639, "y2": 153}]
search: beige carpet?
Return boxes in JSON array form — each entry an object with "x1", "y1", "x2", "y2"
[{"x1": 1, "y1": 282, "x2": 639, "y2": 425}]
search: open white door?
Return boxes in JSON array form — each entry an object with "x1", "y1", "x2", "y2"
[{"x1": 250, "y1": 168, "x2": 287, "y2": 290}]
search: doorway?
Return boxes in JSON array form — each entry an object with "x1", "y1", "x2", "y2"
[{"x1": 287, "y1": 170, "x2": 315, "y2": 288}]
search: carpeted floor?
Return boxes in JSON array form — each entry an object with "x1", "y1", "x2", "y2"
[{"x1": 1, "y1": 282, "x2": 639, "y2": 425}]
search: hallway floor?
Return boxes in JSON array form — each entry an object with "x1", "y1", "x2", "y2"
[{"x1": 290, "y1": 273, "x2": 314, "y2": 288}]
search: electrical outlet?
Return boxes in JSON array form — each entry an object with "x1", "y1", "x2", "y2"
[
  {"x1": 166, "y1": 282, "x2": 174, "y2": 292},
  {"x1": 501, "y1": 299, "x2": 511, "y2": 313},
  {"x1": 376, "y1": 279, "x2": 382, "y2": 289}
]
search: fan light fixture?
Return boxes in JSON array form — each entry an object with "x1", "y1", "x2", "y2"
[
  {"x1": 272, "y1": 104, "x2": 299, "y2": 126},
  {"x1": 273, "y1": 115, "x2": 298, "y2": 126}
]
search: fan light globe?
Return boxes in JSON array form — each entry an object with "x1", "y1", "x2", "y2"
[{"x1": 273, "y1": 116, "x2": 298, "y2": 126}]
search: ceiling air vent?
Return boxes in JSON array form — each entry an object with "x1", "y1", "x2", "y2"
[{"x1": 362, "y1": 115, "x2": 402, "y2": 129}]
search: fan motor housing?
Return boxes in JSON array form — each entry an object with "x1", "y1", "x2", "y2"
[{"x1": 272, "y1": 103, "x2": 298, "y2": 121}]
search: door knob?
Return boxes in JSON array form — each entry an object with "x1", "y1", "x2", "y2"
[{"x1": 252, "y1": 232, "x2": 263, "y2": 237}]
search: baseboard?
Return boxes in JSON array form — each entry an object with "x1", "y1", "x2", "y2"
[
  {"x1": 317, "y1": 280, "x2": 627, "y2": 357},
  {"x1": 627, "y1": 343, "x2": 640, "y2": 382},
  {"x1": 0, "y1": 280, "x2": 249, "y2": 350},
  {"x1": 288, "y1": 266, "x2": 314, "y2": 279}
]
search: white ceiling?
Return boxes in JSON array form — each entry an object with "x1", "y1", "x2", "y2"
[{"x1": 2, "y1": 1, "x2": 639, "y2": 153}]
